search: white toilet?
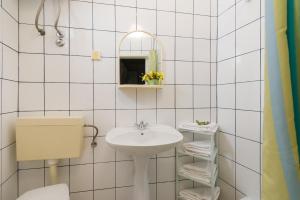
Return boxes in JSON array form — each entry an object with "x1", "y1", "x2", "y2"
[{"x1": 17, "y1": 184, "x2": 69, "y2": 200}]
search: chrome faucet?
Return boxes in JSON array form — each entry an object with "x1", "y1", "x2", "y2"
[{"x1": 135, "y1": 121, "x2": 148, "y2": 130}]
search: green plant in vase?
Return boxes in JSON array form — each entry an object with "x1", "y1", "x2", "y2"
[{"x1": 142, "y1": 71, "x2": 164, "y2": 85}]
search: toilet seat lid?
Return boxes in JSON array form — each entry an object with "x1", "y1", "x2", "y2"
[{"x1": 17, "y1": 184, "x2": 69, "y2": 200}]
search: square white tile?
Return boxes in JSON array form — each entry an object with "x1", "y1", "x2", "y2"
[
  {"x1": 236, "y1": 0, "x2": 260, "y2": 28},
  {"x1": 116, "y1": 187, "x2": 133, "y2": 200},
  {"x1": 194, "y1": 15, "x2": 210, "y2": 39},
  {"x1": 217, "y1": 84, "x2": 235, "y2": 109},
  {"x1": 157, "y1": 109, "x2": 175, "y2": 127},
  {"x1": 94, "y1": 162, "x2": 115, "y2": 189},
  {"x1": 93, "y1": 3, "x2": 115, "y2": 31},
  {"x1": 137, "y1": 89, "x2": 156, "y2": 109},
  {"x1": 194, "y1": 0, "x2": 210, "y2": 15},
  {"x1": 157, "y1": 85, "x2": 175, "y2": 108},
  {"x1": 137, "y1": 109, "x2": 156, "y2": 124},
  {"x1": 94, "y1": 137, "x2": 116, "y2": 162},
  {"x1": 70, "y1": 164, "x2": 93, "y2": 192},
  {"x1": 175, "y1": 61, "x2": 193, "y2": 84},
  {"x1": 236, "y1": 138, "x2": 260, "y2": 172},
  {"x1": 116, "y1": 6, "x2": 136, "y2": 32},
  {"x1": 2, "y1": 46, "x2": 18, "y2": 81},
  {"x1": 44, "y1": 0, "x2": 69, "y2": 26},
  {"x1": 18, "y1": 169, "x2": 44, "y2": 195},
  {"x1": 176, "y1": 37, "x2": 193, "y2": 61},
  {"x1": 70, "y1": 28, "x2": 92, "y2": 56},
  {"x1": 94, "y1": 58, "x2": 115, "y2": 83},
  {"x1": 2, "y1": 80, "x2": 17, "y2": 113},
  {"x1": 236, "y1": 51, "x2": 261, "y2": 82},
  {"x1": 45, "y1": 83, "x2": 69, "y2": 110},
  {"x1": 194, "y1": 85, "x2": 211, "y2": 108},
  {"x1": 218, "y1": 6, "x2": 235, "y2": 38},
  {"x1": 70, "y1": 84, "x2": 93, "y2": 110},
  {"x1": 157, "y1": 0, "x2": 175, "y2": 11},
  {"x1": 94, "y1": 188, "x2": 115, "y2": 200},
  {"x1": 19, "y1": 0, "x2": 44, "y2": 24},
  {"x1": 236, "y1": 82, "x2": 260, "y2": 111},
  {"x1": 157, "y1": 11, "x2": 175, "y2": 36},
  {"x1": 70, "y1": 191, "x2": 93, "y2": 200},
  {"x1": 94, "y1": 110, "x2": 116, "y2": 136},
  {"x1": 94, "y1": 84, "x2": 116, "y2": 109},
  {"x1": 176, "y1": 0, "x2": 193, "y2": 13},
  {"x1": 19, "y1": 83, "x2": 44, "y2": 111},
  {"x1": 218, "y1": 132, "x2": 235, "y2": 160},
  {"x1": 236, "y1": 20, "x2": 261, "y2": 55},
  {"x1": 116, "y1": 0, "x2": 136, "y2": 7},
  {"x1": 157, "y1": 157, "x2": 175, "y2": 182},
  {"x1": 94, "y1": 30, "x2": 116, "y2": 57},
  {"x1": 116, "y1": 110, "x2": 136, "y2": 127},
  {"x1": 219, "y1": 156, "x2": 235, "y2": 186},
  {"x1": 157, "y1": 36, "x2": 175, "y2": 60},
  {"x1": 137, "y1": 9, "x2": 156, "y2": 34},
  {"x1": 70, "y1": 1, "x2": 92, "y2": 29},
  {"x1": 70, "y1": 56, "x2": 93, "y2": 83},
  {"x1": 45, "y1": 55, "x2": 69, "y2": 83},
  {"x1": 217, "y1": 58, "x2": 235, "y2": 84},
  {"x1": 157, "y1": 182, "x2": 175, "y2": 200},
  {"x1": 70, "y1": 138, "x2": 93, "y2": 165},
  {"x1": 217, "y1": 108, "x2": 235, "y2": 135},
  {"x1": 218, "y1": 33, "x2": 235, "y2": 61},
  {"x1": 1, "y1": 112, "x2": 17, "y2": 148},
  {"x1": 116, "y1": 88, "x2": 136, "y2": 109},
  {"x1": 176, "y1": 13, "x2": 193, "y2": 37},
  {"x1": 116, "y1": 161, "x2": 134, "y2": 187},
  {"x1": 137, "y1": 0, "x2": 156, "y2": 9},
  {"x1": 194, "y1": 39, "x2": 210, "y2": 62},
  {"x1": 236, "y1": 164, "x2": 261, "y2": 199},
  {"x1": 19, "y1": 24, "x2": 43, "y2": 53},
  {"x1": 193, "y1": 62, "x2": 210, "y2": 84},
  {"x1": 20, "y1": 53, "x2": 44, "y2": 82},
  {"x1": 2, "y1": 0, "x2": 18, "y2": 19}
]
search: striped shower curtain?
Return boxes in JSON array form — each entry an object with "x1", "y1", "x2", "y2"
[{"x1": 263, "y1": 0, "x2": 300, "y2": 200}]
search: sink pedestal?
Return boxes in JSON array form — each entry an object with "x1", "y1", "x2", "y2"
[{"x1": 133, "y1": 156, "x2": 150, "y2": 200}]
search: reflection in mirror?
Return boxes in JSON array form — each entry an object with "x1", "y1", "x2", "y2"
[{"x1": 118, "y1": 31, "x2": 164, "y2": 87}]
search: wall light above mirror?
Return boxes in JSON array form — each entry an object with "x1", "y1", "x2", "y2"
[{"x1": 118, "y1": 31, "x2": 164, "y2": 89}]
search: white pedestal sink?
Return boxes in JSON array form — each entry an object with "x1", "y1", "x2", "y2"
[{"x1": 105, "y1": 124, "x2": 183, "y2": 200}]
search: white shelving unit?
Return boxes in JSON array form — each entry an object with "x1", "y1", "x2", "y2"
[{"x1": 176, "y1": 124, "x2": 220, "y2": 200}]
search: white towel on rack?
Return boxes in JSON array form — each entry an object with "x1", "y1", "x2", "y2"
[
  {"x1": 179, "y1": 122, "x2": 218, "y2": 134},
  {"x1": 178, "y1": 162, "x2": 217, "y2": 185},
  {"x1": 183, "y1": 162, "x2": 216, "y2": 177},
  {"x1": 182, "y1": 141, "x2": 212, "y2": 157},
  {"x1": 179, "y1": 187, "x2": 220, "y2": 200}
]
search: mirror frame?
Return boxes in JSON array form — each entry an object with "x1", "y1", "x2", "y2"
[{"x1": 117, "y1": 30, "x2": 165, "y2": 88}]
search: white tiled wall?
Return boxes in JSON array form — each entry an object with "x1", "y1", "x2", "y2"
[
  {"x1": 16, "y1": 0, "x2": 217, "y2": 200},
  {"x1": 216, "y1": 0, "x2": 264, "y2": 199},
  {"x1": 0, "y1": 0, "x2": 19, "y2": 200}
]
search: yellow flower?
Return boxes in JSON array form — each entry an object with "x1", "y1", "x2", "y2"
[{"x1": 141, "y1": 71, "x2": 164, "y2": 82}]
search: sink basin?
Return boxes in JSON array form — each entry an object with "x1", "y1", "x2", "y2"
[
  {"x1": 105, "y1": 124, "x2": 183, "y2": 200},
  {"x1": 105, "y1": 124, "x2": 183, "y2": 156}
]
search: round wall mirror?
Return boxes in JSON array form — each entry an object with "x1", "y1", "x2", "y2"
[{"x1": 118, "y1": 31, "x2": 164, "y2": 88}]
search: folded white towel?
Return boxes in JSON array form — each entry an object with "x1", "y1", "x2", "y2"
[
  {"x1": 183, "y1": 140, "x2": 212, "y2": 149},
  {"x1": 179, "y1": 122, "x2": 218, "y2": 134},
  {"x1": 183, "y1": 162, "x2": 217, "y2": 176},
  {"x1": 179, "y1": 162, "x2": 217, "y2": 185},
  {"x1": 179, "y1": 187, "x2": 220, "y2": 200},
  {"x1": 182, "y1": 141, "x2": 213, "y2": 158}
]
